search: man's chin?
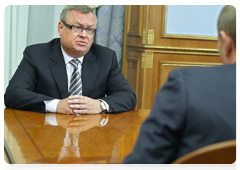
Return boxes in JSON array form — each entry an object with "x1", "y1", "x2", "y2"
[{"x1": 73, "y1": 48, "x2": 88, "y2": 57}]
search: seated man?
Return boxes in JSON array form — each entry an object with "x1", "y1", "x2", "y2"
[
  {"x1": 123, "y1": 5, "x2": 236, "y2": 164},
  {"x1": 4, "y1": 5, "x2": 136, "y2": 114}
]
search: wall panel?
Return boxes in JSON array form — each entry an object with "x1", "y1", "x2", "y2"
[{"x1": 122, "y1": 5, "x2": 222, "y2": 109}]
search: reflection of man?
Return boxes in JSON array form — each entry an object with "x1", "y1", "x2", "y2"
[
  {"x1": 123, "y1": 5, "x2": 236, "y2": 164},
  {"x1": 57, "y1": 132, "x2": 80, "y2": 163},
  {"x1": 4, "y1": 5, "x2": 136, "y2": 114},
  {"x1": 30, "y1": 111, "x2": 136, "y2": 163},
  {"x1": 51, "y1": 113, "x2": 107, "y2": 133}
]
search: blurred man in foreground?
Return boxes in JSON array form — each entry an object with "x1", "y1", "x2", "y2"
[{"x1": 123, "y1": 5, "x2": 236, "y2": 164}]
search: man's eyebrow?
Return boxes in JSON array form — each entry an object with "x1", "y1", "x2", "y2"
[
  {"x1": 75, "y1": 21, "x2": 95, "y2": 28},
  {"x1": 75, "y1": 21, "x2": 82, "y2": 25}
]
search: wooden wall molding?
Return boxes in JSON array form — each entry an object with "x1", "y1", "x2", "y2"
[
  {"x1": 126, "y1": 58, "x2": 141, "y2": 108},
  {"x1": 127, "y1": 5, "x2": 144, "y2": 37},
  {"x1": 126, "y1": 44, "x2": 219, "y2": 56}
]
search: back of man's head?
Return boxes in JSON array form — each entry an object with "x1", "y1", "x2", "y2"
[{"x1": 218, "y1": 5, "x2": 236, "y2": 47}]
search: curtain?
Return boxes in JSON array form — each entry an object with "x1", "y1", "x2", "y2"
[
  {"x1": 95, "y1": 5, "x2": 125, "y2": 69},
  {"x1": 4, "y1": 5, "x2": 29, "y2": 91},
  {"x1": 4, "y1": 5, "x2": 64, "y2": 91}
]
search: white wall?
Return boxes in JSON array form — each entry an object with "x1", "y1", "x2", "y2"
[{"x1": 26, "y1": 5, "x2": 65, "y2": 45}]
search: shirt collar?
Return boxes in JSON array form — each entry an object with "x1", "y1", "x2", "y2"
[{"x1": 61, "y1": 46, "x2": 84, "y2": 64}]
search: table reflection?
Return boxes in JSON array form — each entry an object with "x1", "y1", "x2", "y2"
[{"x1": 4, "y1": 109, "x2": 150, "y2": 164}]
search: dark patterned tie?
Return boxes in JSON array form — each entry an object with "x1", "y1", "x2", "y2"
[{"x1": 69, "y1": 59, "x2": 82, "y2": 95}]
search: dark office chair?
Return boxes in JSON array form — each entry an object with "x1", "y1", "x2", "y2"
[{"x1": 173, "y1": 140, "x2": 236, "y2": 164}]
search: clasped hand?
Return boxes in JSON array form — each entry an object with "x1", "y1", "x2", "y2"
[{"x1": 56, "y1": 95, "x2": 102, "y2": 114}]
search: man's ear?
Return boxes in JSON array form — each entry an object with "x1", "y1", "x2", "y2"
[
  {"x1": 219, "y1": 30, "x2": 232, "y2": 58},
  {"x1": 58, "y1": 21, "x2": 64, "y2": 36}
]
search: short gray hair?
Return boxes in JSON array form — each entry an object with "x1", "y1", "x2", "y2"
[
  {"x1": 60, "y1": 5, "x2": 97, "y2": 26},
  {"x1": 217, "y1": 5, "x2": 236, "y2": 47}
]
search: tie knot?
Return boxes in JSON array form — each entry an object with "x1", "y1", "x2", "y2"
[{"x1": 69, "y1": 59, "x2": 80, "y2": 69}]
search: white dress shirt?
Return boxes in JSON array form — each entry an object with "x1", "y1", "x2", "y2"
[{"x1": 44, "y1": 46, "x2": 109, "y2": 113}]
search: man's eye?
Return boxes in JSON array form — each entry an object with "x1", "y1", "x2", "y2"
[{"x1": 73, "y1": 26, "x2": 82, "y2": 30}]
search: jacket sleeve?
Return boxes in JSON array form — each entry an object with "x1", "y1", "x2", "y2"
[
  {"x1": 4, "y1": 46, "x2": 54, "y2": 113},
  {"x1": 123, "y1": 69, "x2": 187, "y2": 163}
]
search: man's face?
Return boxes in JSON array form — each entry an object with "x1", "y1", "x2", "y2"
[{"x1": 58, "y1": 10, "x2": 96, "y2": 58}]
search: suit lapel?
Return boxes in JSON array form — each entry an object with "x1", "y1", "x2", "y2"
[
  {"x1": 48, "y1": 41, "x2": 69, "y2": 99},
  {"x1": 82, "y1": 50, "x2": 99, "y2": 97}
]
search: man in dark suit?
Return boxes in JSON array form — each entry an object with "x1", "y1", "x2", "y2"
[
  {"x1": 123, "y1": 5, "x2": 236, "y2": 164},
  {"x1": 4, "y1": 5, "x2": 136, "y2": 114}
]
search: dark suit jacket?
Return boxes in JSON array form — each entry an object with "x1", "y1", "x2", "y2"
[
  {"x1": 4, "y1": 38, "x2": 136, "y2": 113},
  {"x1": 123, "y1": 64, "x2": 236, "y2": 164}
]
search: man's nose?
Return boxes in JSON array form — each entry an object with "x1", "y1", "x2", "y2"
[{"x1": 78, "y1": 29, "x2": 87, "y2": 37}]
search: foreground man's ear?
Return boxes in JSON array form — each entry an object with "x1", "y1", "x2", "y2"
[{"x1": 219, "y1": 30, "x2": 236, "y2": 64}]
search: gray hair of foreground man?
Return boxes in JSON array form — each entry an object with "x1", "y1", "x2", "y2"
[{"x1": 218, "y1": 5, "x2": 236, "y2": 46}]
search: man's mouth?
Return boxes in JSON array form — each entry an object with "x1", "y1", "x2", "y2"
[{"x1": 77, "y1": 41, "x2": 87, "y2": 46}]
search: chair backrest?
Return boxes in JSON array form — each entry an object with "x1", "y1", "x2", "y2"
[{"x1": 173, "y1": 140, "x2": 236, "y2": 164}]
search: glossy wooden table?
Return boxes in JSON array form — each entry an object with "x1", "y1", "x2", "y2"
[{"x1": 4, "y1": 109, "x2": 150, "y2": 164}]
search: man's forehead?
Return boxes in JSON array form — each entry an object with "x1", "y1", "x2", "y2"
[
  {"x1": 69, "y1": 10, "x2": 94, "y2": 18},
  {"x1": 67, "y1": 10, "x2": 96, "y2": 24}
]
